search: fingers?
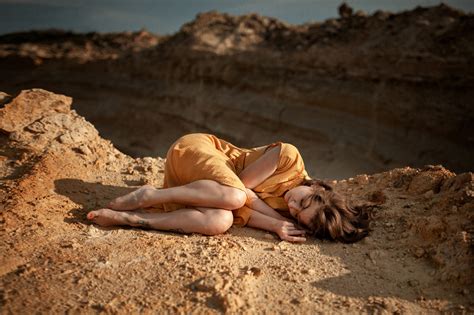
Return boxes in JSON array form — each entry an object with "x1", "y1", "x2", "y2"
[
  {"x1": 276, "y1": 221, "x2": 308, "y2": 242},
  {"x1": 286, "y1": 228, "x2": 306, "y2": 236},
  {"x1": 280, "y1": 230, "x2": 307, "y2": 242},
  {"x1": 282, "y1": 223, "x2": 306, "y2": 235},
  {"x1": 283, "y1": 235, "x2": 307, "y2": 243}
]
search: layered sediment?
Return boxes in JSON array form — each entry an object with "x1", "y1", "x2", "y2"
[{"x1": 1, "y1": 4, "x2": 473, "y2": 179}]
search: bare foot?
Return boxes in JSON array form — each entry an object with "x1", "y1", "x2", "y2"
[
  {"x1": 87, "y1": 209, "x2": 130, "y2": 227},
  {"x1": 108, "y1": 185, "x2": 157, "y2": 210}
]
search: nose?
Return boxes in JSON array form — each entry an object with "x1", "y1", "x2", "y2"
[{"x1": 288, "y1": 199, "x2": 300, "y2": 212}]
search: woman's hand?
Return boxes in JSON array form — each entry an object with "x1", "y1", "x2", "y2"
[{"x1": 273, "y1": 221, "x2": 307, "y2": 243}]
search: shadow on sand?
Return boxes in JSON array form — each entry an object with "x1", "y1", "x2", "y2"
[{"x1": 54, "y1": 178, "x2": 137, "y2": 225}]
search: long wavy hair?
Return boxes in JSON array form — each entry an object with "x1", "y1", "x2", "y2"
[{"x1": 301, "y1": 179, "x2": 371, "y2": 243}]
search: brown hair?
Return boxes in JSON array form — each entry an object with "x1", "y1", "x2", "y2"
[{"x1": 301, "y1": 179, "x2": 371, "y2": 243}]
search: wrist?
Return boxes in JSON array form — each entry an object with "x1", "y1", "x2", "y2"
[{"x1": 270, "y1": 218, "x2": 284, "y2": 233}]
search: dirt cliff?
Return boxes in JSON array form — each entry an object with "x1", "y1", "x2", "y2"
[
  {"x1": 0, "y1": 89, "x2": 472, "y2": 313},
  {"x1": 1, "y1": 4, "x2": 473, "y2": 179}
]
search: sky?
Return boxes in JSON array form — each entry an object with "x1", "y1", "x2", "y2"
[{"x1": 0, "y1": 0, "x2": 473, "y2": 35}]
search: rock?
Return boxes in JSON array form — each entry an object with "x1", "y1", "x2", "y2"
[
  {"x1": 290, "y1": 298, "x2": 300, "y2": 304},
  {"x1": 441, "y1": 173, "x2": 473, "y2": 192},
  {"x1": 373, "y1": 10, "x2": 391, "y2": 20},
  {"x1": 220, "y1": 293, "x2": 245, "y2": 312},
  {"x1": 192, "y1": 275, "x2": 225, "y2": 292},
  {"x1": 431, "y1": 254, "x2": 446, "y2": 267},
  {"x1": 250, "y1": 267, "x2": 262, "y2": 277},
  {"x1": 368, "y1": 249, "x2": 387, "y2": 262},
  {"x1": 76, "y1": 144, "x2": 92, "y2": 155},
  {"x1": 302, "y1": 268, "x2": 316, "y2": 275},
  {"x1": 368, "y1": 190, "x2": 387, "y2": 204},
  {"x1": 355, "y1": 174, "x2": 369, "y2": 184},
  {"x1": 413, "y1": 248, "x2": 425, "y2": 258},
  {"x1": 408, "y1": 168, "x2": 453, "y2": 195},
  {"x1": 0, "y1": 92, "x2": 11, "y2": 106},
  {"x1": 0, "y1": 89, "x2": 71, "y2": 133},
  {"x1": 338, "y1": 3, "x2": 353, "y2": 18},
  {"x1": 423, "y1": 190, "x2": 434, "y2": 198},
  {"x1": 354, "y1": 10, "x2": 367, "y2": 17},
  {"x1": 416, "y1": 19, "x2": 431, "y2": 27}
]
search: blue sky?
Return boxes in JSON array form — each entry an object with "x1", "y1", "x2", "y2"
[{"x1": 0, "y1": 0, "x2": 473, "y2": 35}]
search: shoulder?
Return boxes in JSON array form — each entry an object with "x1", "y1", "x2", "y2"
[
  {"x1": 277, "y1": 143, "x2": 305, "y2": 170},
  {"x1": 279, "y1": 143, "x2": 302, "y2": 160}
]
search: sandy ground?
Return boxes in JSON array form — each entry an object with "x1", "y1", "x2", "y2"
[{"x1": 0, "y1": 89, "x2": 472, "y2": 314}]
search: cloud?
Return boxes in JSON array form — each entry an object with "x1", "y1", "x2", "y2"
[{"x1": 0, "y1": 0, "x2": 83, "y2": 8}]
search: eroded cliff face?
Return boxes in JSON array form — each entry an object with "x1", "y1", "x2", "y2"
[
  {"x1": 0, "y1": 89, "x2": 472, "y2": 313},
  {"x1": 0, "y1": 4, "x2": 473, "y2": 179}
]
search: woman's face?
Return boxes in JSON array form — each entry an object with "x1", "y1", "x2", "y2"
[{"x1": 284, "y1": 185, "x2": 323, "y2": 230}]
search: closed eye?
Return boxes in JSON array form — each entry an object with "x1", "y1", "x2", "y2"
[
  {"x1": 300, "y1": 196, "x2": 312, "y2": 209},
  {"x1": 313, "y1": 194, "x2": 322, "y2": 203}
]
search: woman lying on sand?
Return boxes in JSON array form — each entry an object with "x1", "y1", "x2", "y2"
[{"x1": 87, "y1": 133, "x2": 369, "y2": 243}]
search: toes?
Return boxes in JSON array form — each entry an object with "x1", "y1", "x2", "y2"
[
  {"x1": 87, "y1": 211, "x2": 97, "y2": 220},
  {"x1": 108, "y1": 198, "x2": 125, "y2": 210}
]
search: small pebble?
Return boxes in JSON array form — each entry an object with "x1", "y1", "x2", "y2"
[
  {"x1": 423, "y1": 190, "x2": 434, "y2": 198},
  {"x1": 302, "y1": 268, "x2": 316, "y2": 275},
  {"x1": 290, "y1": 298, "x2": 300, "y2": 305},
  {"x1": 414, "y1": 248, "x2": 425, "y2": 258},
  {"x1": 250, "y1": 267, "x2": 262, "y2": 277}
]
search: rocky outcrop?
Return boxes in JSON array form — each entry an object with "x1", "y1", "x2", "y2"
[
  {"x1": 0, "y1": 29, "x2": 161, "y2": 63},
  {"x1": 0, "y1": 89, "x2": 472, "y2": 313}
]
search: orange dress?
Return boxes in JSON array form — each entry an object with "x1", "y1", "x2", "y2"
[{"x1": 162, "y1": 133, "x2": 309, "y2": 226}]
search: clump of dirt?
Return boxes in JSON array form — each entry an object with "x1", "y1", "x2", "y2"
[{"x1": 0, "y1": 89, "x2": 472, "y2": 313}]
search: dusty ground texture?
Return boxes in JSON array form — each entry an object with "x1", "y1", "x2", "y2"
[{"x1": 0, "y1": 89, "x2": 473, "y2": 313}]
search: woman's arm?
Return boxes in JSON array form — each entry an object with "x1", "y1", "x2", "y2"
[
  {"x1": 245, "y1": 188, "x2": 289, "y2": 221},
  {"x1": 239, "y1": 144, "x2": 281, "y2": 189},
  {"x1": 247, "y1": 209, "x2": 307, "y2": 242}
]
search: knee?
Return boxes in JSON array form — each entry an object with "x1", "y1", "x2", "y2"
[
  {"x1": 202, "y1": 210, "x2": 233, "y2": 235},
  {"x1": 224, "y1": 188, "x2": 247, "y2": 210}
]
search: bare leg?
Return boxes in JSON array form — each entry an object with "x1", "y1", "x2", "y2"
[
  {"x1": 86, "y1": 207, "x2": 234, "y2": 236},
  {"x1": 108, "y1": 180, "x2": 246, "y2": 211}
]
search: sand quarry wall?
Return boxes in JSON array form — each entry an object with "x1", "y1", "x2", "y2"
[{"x1": 0, "y1": 4, "x2": 473, "y2": 180}]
